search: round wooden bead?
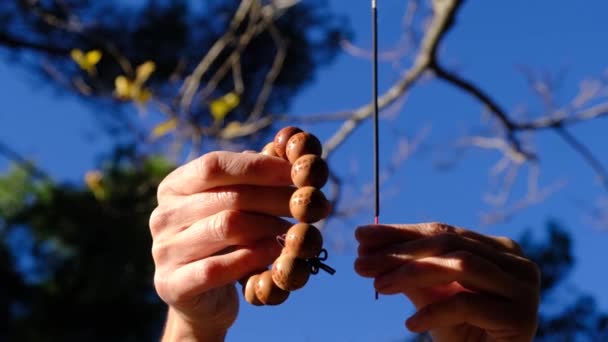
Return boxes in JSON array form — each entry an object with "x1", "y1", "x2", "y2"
[
  {"x1": 284, "y1": 223, "x2": 323, "y2": 259},
  {"x1": 291, "y1": 154, "x2": 329, "y2": 188},
  {"x1": 285, "y1": 132, "x2": 323, "y2": 164},
  {"x1": 289, "y1": 186, "x2": 331, "y2": 223},
  {"x1": 261, "y1": 142, "x2": 279, "y2": 157},
  {"x1": 274, "y1": 126, "x2": 303, "y2": 159},
  {"x1": 271, "y1": 254, "x2": 310, "y2": 291},
  {"x1": 243, "y1": 274, "x2": 264, "y2": 306},
  {"x1": 255, "y1": 270, "x2": 290, "y2": 305}
]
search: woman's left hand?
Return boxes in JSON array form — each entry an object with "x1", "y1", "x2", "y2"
[{"x1": 355, "y1": 222, "x2": 540, "y2": 342}]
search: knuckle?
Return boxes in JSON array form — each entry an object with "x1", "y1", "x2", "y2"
[
  {"x1": 151, "y1": 240, "x2": 170, "y2": 263},
  {"x1": 193, "y1": 259, "x2": 219, "y2": 286},
  {"x1": 434, "y1": 233, "x2": 457, "y2": 254},
  {"x1": 495, "y1": 236, "x2": 524, "y2": 255},
  {"x1": 426, "y1": 222, "x2": 454, "y2": 235},
  {"x1": 156, "y1": 176, "x2": 173, "y2": 199},
  {"x1": 153, "y1": 272, "x2": 174, "y2": 304},
  {"x1": 196, "y1": 152, "x2": 223, "y2": 184},
  {"x1": 210, "y1": 210, "x2": 242, "y2": 241},
  {"x1": 214, "y1": 189, "x2": 242, "y2": 208},
  {"x1": 149, "y1": 206, "x2": 170, "y2": 235},
  {"x1": 451, "y1": 251, "x2": 480, "y2": 273}
]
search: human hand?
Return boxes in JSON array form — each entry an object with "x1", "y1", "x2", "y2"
[
  {"x1": 355, "y1": 222, "x2": 540, "y2": 342},
  {"x1": 149, "y1": 151, "x2": 294, "y2": 341}
]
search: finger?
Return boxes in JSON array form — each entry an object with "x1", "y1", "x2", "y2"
[
  {"x1": 150, "y1": 185, "x2": 294, "y2": 237},
  {"x1": 158, "y1": 151, "x2": 292, "y2": 199},
  {"x1": 405, "y1": 292, "x2": 528, "y2": 335},
  {"x1": 356, "y1": 222, "x2": 523, "y2": 256},
  {"x1": 152, "y1": 210, "x2": 291, "y2": 265},
  {"x1": 356, "y1": 233, "x2": 538, "y2": 282},
  {"x1": 164, "y1": 239, "x2": 282, "y2": 304},
  {"x1": 374, "y1": 251, "x2": 523, "y2": 298},
  {"x1": 355, "y1": 253, "x2": 404, "y2": 278},
  {"x1": 400, "y1": 283, "x2": 469, "y2": 310}
]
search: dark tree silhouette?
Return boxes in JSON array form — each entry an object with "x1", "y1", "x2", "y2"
[{"x1": 521, "y1": 222, "x2": 608, "y2": 341}]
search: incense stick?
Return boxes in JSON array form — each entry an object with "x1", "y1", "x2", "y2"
[{"x1": 371, "y1": 0, "x2": 380, "y2": 300}]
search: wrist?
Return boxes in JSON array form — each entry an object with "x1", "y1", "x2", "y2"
[{"x1": 161, "y1": 307, "x2": 228, "y2": 342}]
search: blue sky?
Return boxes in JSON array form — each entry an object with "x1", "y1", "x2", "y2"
[{"x1": 1, "y1": 1, "x2": 608, "y2": 341}]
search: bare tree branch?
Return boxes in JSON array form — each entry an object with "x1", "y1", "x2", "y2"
[
  {"x1": 323, "y1": 0, "x2": 464, "y2": 158},
  {"x1": 431, "y1": 63, "x2": 535, "y2": 161},
  {"x1": 554, "y1": 126, "x2": 608, "y2": 192},
  {"x1": 0, "y1": 32, "x2": 70, "y2": 55},
  {"x1": 248, "y1": 22, "x2": 287, "y2": 121},
  {"x1": 179, "y1": 0, "x2": 254, "y2": 112},
  {"x1": 516, "y1": 103, "x2": 608, "y2": 130},
  {"x1": 0, "y1": 139, "x2": 51, "y2": 181}
]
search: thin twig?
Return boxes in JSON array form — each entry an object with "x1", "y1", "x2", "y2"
[
  {"x1": 179, "y1": 0, "x2": 254, "y2": 112},
  {"x1": 0, "y1": 139, "x2": 52, "y2": 181},
  {"x1": 554, "y1": 126, "x2": 608, "y2": 192}
]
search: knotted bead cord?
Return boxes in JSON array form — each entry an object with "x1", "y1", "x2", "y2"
[{"x1": 276, "y1": 235, "x2": 335, "y2": 275}]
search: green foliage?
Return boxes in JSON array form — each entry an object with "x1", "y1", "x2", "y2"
[
  {"x1": 0, "y1": 151, "x2": 174, "y2": 341},
  {"x1": 0, "y1": 166, "x2": 36, "y2": 219}
]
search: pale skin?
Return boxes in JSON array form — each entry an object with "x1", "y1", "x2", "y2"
[{"x1": 150, "y1": 151, "x2": 540, "y2": 341}]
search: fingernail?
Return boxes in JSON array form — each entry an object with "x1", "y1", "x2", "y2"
[
  {"x1": 354, "y1": 256, "x2": 374, "y2": 276},
  {"x1": 373, "y1": 275, "x2": 390, "y2": 292},
  {"x1": 405, "y1": 313, "x2": 422, "y2": 331},
  {"x1": 355, "y1": 225, "x2": 377, "y2": 239}
]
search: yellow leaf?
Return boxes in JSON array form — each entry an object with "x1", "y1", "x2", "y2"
[
  {"x1": 85, "y1": 170, "x2": 102, "y2": 189},
  {"x1": 151, "y1": 118, "x2": 177, "y2": 139},
  {"x1": 85, "y1": 170, "x2": 106, "y2": 200},
  {"x1": 114, "y1": 76, "x2": 132, "y2": 100},
  {"x1": 85, "y1": 50, "x2": 102, "y2": 65},
  {"x1": 71, "y1": 49, "x2": 102, "y2": 75},
  {"x1": 222, "y1": 121, "x2": 243, "y2": 138},
  {"x1": 209, "y1": 92, "x2": 240, "y2": 122},
  {"x1": 135, "y1": 61, "x2": 156, "y2": 84},
  {"x1": 114, "y1": 61, "x2": 155, "y2": 104},
  {"x1": 70, "y1": 49, "x2": 84, "y2": 63}
]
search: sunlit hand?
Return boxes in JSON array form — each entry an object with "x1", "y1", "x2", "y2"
[
  {"x1": 149, "y1": 151, "x2": 294, "y2": 341},
  {"x1": 355, "y1": 222, "x2": 540, "y2": 342}
]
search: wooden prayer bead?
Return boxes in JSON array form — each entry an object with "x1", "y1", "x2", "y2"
[
  {"x1": 271, "y1": 254, "x2": 310, "y2": 291},
  {"x1": 291, "y1": 154, "x2": 329, "y2": 188},
  {"x1": 261, "y1": 142, "x2": 279, "y2": 157},
  {"x1": 289, "y1": 186, "x2": 331, "y2": 223},
  {"x1": 285, "y1": 132, "x2": 322, "y2": 164},
  {"x1": 284, "y1": 223, "x2": 323, "y2": 259},
  {"x1": 274, "y1": 126, "x2": 303, "y2": 159},
  {"x1": 243, "y1": 274, "x2": 264, "y2": 306},
  {"x1": 255, "y1": 270, "x2": 290, "y2": 305}
]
